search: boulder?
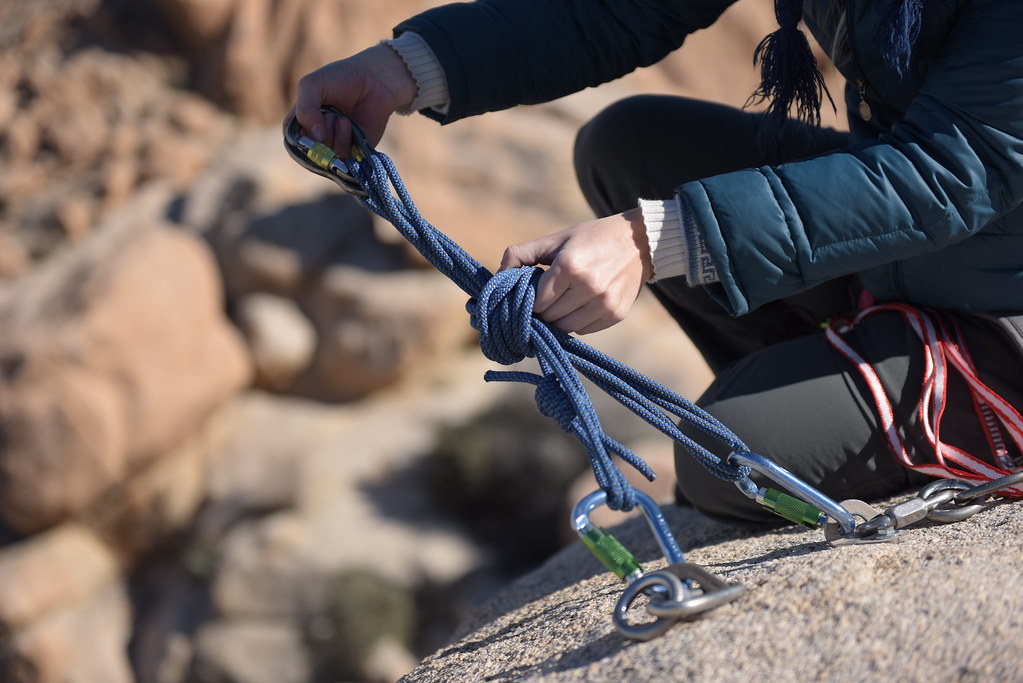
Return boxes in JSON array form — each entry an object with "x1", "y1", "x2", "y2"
[
  {"x1": 0, "y1": 188, "x2": 252, "y2": 533},
  {"x1": 0, "y1": 524, "x2": 132, "y2": 683},
  {"x1": 0, "y1": 2, "x2": 235, "y2": 271},
  {"x1": 235, "y1": 293, "x2": 317, "y2": 392},
  {"x1": 192, "y1": 619, "x2": 312, "y2": 683},
  {"x1": 298, "y1": 264, "x2": 472, "y2": 401},
  {"x1": 402, "y1": 494, "x2": 1023, "y2": 681}
]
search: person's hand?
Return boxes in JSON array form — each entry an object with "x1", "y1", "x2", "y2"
[
  {"x1": 499, "y1": 208, "x2": 653, "y2": 335},
  {"x1": 290, "y1": 43, "x2": 418, "y2": 155}
]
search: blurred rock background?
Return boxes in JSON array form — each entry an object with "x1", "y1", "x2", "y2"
[{"x1": 0, "y1": 1, "x2": 845, "y2": 681}]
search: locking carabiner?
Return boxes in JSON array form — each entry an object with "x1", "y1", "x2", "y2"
[
  {"x1": 572, "y1": 488, "x2": 685, "y2": 584},
  {"x1": 728, "y1": 451, "x2": 857, "y2": 535},
  {"x1": 573, "y1": 488, "x2": 746, "y2": 641},
  {"x1": 283, "y1": 107, "x2": 374, "y2": 197}
]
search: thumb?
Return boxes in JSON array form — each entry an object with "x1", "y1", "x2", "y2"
[{"x1": 499, "y1": 233, "x2": 565, "y2": 271}]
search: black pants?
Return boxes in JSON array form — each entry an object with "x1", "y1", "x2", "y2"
[{"x1": 574, "y1": 95, "x2": 1023, "y2": 526}]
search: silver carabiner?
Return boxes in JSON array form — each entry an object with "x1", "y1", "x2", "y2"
[
  {"x1": 573, "y1": 489, "x2": 746, "y2": 641},
  {"x1": 728, "y1": 451, "x2": 857, "y2": 535},
  {"x1": 952, "y1": 470, "x2": 1023, "y2": 505},
  {"x1": 572, "y1": 488, "x2": 684, "y2": 584},
  {"x1": 283, "y1": 107, "x2": 374, "y2": 197}
]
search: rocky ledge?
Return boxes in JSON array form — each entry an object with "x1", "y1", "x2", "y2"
[{"x1": 404, "y1": 494, "x2": 1022, "y2": 681}]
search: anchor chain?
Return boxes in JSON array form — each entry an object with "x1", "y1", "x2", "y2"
[{"x1": 826, "y1": 470, "x2": 1023, "y2": 545}]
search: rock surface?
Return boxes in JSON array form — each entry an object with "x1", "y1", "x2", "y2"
[
  {"x1": 403, "y1": 495, "x2": 1023, "y2": 681},
  {"x1": 0, "y1": 188, "x2": 251, "y2": 534},
  {"x1": 0, "y1": 525, "x2": 132, "y2": 683}
]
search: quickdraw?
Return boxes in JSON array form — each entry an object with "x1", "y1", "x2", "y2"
[{"x1": 283, "y1": 111, "x2": 1023, "y2": 642}]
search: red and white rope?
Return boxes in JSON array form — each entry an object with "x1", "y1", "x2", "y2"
[{"x1": 826, "y1": 303, "x2": 1023, "y2": 497}]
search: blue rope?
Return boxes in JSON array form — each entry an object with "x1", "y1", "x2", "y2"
[{"x1": 350, "y1": 151, "x2": 752, "y2": 510}]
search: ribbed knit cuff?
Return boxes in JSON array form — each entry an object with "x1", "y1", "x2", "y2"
[
  {"x1": 639, "y1": 198, "x2": 687, "y2": 282},
  {"x1": 678, "y1": 197, "x2": 719, "y2": 285},
  {"x1": 382, "y1": 32, "x2": 450, "y2": 115}
]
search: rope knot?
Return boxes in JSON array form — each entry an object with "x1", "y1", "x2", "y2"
[
  {"x1": 534, "y1": 375, "x2": 577, "y2": 432},
  {"x1": 468, "y1": 266, "x2": 542, "y2": 365}
]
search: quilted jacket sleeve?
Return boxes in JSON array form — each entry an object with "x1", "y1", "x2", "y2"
[
  {"x1": 681, "y1": 0, "x2": 1023, "y2": 315},
  {"x1": 394, "y1": 0, "x2": 738, "y2": 123}
]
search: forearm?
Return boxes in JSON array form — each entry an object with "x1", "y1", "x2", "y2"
[
  {"x1": 393, "y1": 0, "x2": 736, "y2": 124},
  {"x1": 389, "y1": 32, "x2": 721, "y2": 291}
]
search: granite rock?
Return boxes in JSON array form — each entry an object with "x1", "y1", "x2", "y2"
[{"x1": 404, "y1": 494, "x2": 1023, "y2": 681}]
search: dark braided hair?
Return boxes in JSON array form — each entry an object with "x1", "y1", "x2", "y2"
[{"x1": 749, "y1": 0, "x2": 925, "y2": 145}]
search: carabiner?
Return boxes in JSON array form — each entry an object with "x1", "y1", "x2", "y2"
[
  {"x1": 952, "y1": 470, "x2": 1023, "y2": 504},
  {"x1": 283, "y1": 107, "x2": 374, "y2": 197},
  {"x1": 574, "y1": 488, "x2": 746, "y2": 641},
  {"x1": 572, "y1": 489, "x2": 684, "y2": 584},
  {"x1": 728, "y1": 451, "x2": 857, "y2": 535}
]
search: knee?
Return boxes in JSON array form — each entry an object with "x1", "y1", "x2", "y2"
[
  {"x1": 673, "y1": 440, "x2": 781, "y2": 528},
  {"x1": 574, "y1": 95, "x2": 740, "y2": 215},
  {"x1": 573, "y1": 95, "x2": 657, "y2": 186}
]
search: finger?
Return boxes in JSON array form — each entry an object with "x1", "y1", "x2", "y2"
[
  {"x1": 538, "y1": 284, "x2": 594, "y2": 322},
  {"x1": 533, "y1": 263, "x2": 579, "y2": 316},
  {"x1": 575, "y1": 317, "x2": 616, "y2": 335},
  {"x1": 499, "y1": 232, "x2": 564, "y2": 269},
  {"x1": 283, "y1": 105, "x2": 297, "y2": 131},
  {"x1": 500, "y1": 241, "x2": 545, "y2": 272},
  {"x1": 295, "y1": 71, "x2": 329, "y2": 141},
  {"x1": 329, "y1": 113, "x2": 354, "y2": 157},
  {"x1": 548, "y1": 300, "x2": 607, "y2": 335}
]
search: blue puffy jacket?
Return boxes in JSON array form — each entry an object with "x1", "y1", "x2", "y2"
[{"x1": 397, "y1": 0, "x2": 1023, "y2": 316}]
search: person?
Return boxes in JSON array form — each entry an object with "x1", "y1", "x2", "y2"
[{"x1": 291, "y1": 0, "x2": 1023, "y2": 527}]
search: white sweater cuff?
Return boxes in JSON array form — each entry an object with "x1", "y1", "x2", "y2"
[
  {"x1": 382, "y1": 32, "x2": 450, "y2": 115},
  {"x1": 640, "y1": 198, "x2": 687, "y2": 281},
  {"x1": 639, "y1": 198, "x2": 719, "y2": 285}
]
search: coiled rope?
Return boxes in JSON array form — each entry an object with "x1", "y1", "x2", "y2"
[{"x1": 349, "y1": 150, "x2": 752, "y2": 510}]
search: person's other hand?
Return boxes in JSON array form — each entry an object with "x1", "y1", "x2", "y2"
[
  {"x1": 289, "y1": 44, "x2": 417, "y2": 155},
  {"x1": 499, "y1": 208, "x2": 653, "y2": 335}
]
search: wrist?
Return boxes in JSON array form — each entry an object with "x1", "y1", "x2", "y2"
[
  {"x1": 621, "y1": 207, "x2": 654, "y2": 283},
  {"x1": 381, "y1": 32, "x2": 450, "y2": 115},
  {"x1": 366, "y1": 42, "x2": 419, "y2": 113}
]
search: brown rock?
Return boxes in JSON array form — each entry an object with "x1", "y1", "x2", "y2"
[
  {"x1": 0, "y1": 525, "x2": 132, "y2": 679},
  {"x1": 10, "y1": 582, "x2": 133, "y2": 683},
  {"x1": 192, "y1": 619, "x2": 312, "y2": 683},
  {"x1": 0, "y1": 189, "x2": 252, "y2": 533},
  {"x1": 0, "y1": 525, "x2": 118, "y2": 633},
  {"x1": 235, "y1": 293, "x2": 317, "y2": 392},
  {"x1": 403, "y1": 498, "x2": 1023, "y2": 682},
  {"x1": 203, "y1": 391, "x2": 347, "y2": 515},
  {"x1": 87, "y1": 403, "x2": 235, "y2": 565},
  {"x1": 299, "y1": 265, "x2": 472, "y2": 400},
  {"x1": 0, "y1": 231, "x2": 30, "y2": 282},
  {"x1": 157, "y1": 0, "x2": 238, "y2": 48}
]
